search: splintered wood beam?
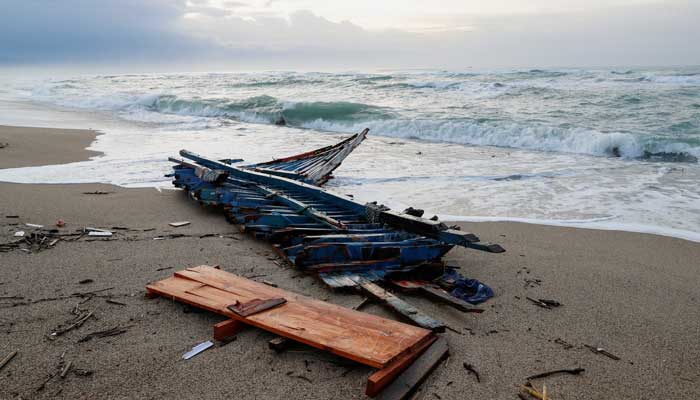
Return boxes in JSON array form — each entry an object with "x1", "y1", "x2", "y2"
[
  {"x1": 358, "y1": 280, "x2": 445, "y2": 332},
  {"x1": 373, "y1": 337, "x2": 449, "y2": 400},
  {"x1": 366, "y1": 335, "x2": 437, "y2": 396},
  {"x1": 213, "y1": 319, "x2": 246, "y2": 341},
  {"x1": 391, "y1": 281, "x2": 484, "y2": 313}
]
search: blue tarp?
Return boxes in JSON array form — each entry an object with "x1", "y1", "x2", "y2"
[{"x1": 441, "y1": 269, "x2": 494, "y2": 305}]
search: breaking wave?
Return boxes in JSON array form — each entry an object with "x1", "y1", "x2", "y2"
[{"x1": 25, "y1": 68, "x2": 700, "y2": 163}]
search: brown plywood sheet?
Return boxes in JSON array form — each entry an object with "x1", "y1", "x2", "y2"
[{"x1": 146, "y1": 265, "x2": 433, "y2": 369}]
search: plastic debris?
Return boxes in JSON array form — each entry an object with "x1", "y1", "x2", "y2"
[
  {"x1": 25, "y1": 223, "x2": 44, "y2": 228},
  {"x1": 182, "y1": 340, "x2": 214, "y2": 360},
  {"x1": 88, "y1": 231, "x2": 112, "y2": 237},
  {"x1": 440, "y1": 269, "x2": 494, "y2": 305},
  {"x1": 169, "y1": 221, "x2": 191, "y2": 227},
  {"x1": 14, "y1": 231, "x2": 25, "y2": 237}
]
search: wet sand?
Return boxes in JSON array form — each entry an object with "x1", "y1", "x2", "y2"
[
  {"x1": 0, "y1": 125, "x2": 101, "y2": 169},
  {"x1": 0, "y1": 125, "x2": 698, "y2": 399}
]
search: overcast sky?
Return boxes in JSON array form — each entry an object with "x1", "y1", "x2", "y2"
[{"x1": 1, "y1": 0, "x2": 698, "y2": 70}]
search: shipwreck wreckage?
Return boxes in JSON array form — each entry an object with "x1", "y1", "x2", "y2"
[{"x1": 154, "y1": 128, "x2": 505, "y2": 397}]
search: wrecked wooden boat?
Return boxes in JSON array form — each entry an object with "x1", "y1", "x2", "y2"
[
  {"x1": 243, "y1": 128, "x2": 367, "y2": 186},
  {"x1": 166, "y1": 129, "x2": 504, "y2": 331}
]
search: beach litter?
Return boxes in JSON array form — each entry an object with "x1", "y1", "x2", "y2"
[
  {"x1": 25, "y1": 223, "x2": 44, "y2": 228},
  {"x1": 462, "y1": 362, "x2": 480, "y2": 382},
  {"x1": 526, "y1": 297, "x2": 562, "y2": 309},
  {"x1": 14, "y1": 231, "x2": 25, "y2": 237},
  {"x1": 168, "y1": 221, "x2": 190, "y2": 227},
  {"x1": 85, "y1": 227, "x2": 113, "y2": 237},
  {"x1": 526, "y1": 368, "x2": 585, "y2": 380},
  {"x1": 78, "y1": 326, "x2": 130, "y2": 343},
  {"x1": 183, "y1": 340, "x2": 214, "y2": 360},
  {"x1": 583, "y1": 344, "x2": 621, "y2": 360}
]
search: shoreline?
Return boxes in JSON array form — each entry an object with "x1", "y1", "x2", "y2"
[{"x1": 1, "y1": 125, "x2": 699, "y2": 399}]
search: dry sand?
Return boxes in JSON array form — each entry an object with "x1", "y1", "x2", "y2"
[{"x1": 0, "y1": 125, "x2": 698, "y2": 399}]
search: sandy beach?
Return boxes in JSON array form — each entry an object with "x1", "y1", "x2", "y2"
[{"x1": 1, "y1": 125, "x2": 699, "y2": 399}]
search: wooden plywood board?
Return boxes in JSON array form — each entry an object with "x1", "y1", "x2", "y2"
[{"x1": 146, "y1": 265, "x2": 433, "y2": 369}]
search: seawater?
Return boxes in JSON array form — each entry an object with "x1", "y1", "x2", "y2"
[{"x1": 0, "y1": 68, "x2": 698, "y2": 241}]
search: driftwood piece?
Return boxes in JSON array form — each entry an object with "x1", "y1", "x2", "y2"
[
  {"x1": 527, "y1": 367, "x2": 585, "y2": 380},
  {"x1": 0, "y1": 350, "x2": 18, "y2": 371},
  {"x1": 584, "y1": 344, "x2": 620, "y2": 360},
  {"x1": 50, "y1": 311, "x2": 94, "y2": 337}
]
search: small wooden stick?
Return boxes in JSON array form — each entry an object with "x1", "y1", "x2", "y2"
[
  {"x1": 0, "y1": 350, "x2": 18, "y2": 371},
  {"x1": 60, "y1": 361, "x2": 73, "y2": 378}
]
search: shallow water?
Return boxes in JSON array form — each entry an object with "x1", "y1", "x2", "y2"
[{"x1": 0, "y1": 68, "x2": 698, "y2": 241}]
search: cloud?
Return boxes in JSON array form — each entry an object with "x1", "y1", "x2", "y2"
[
  {"x1": 0, "y1": 0, "x2": 218, "y2": 64},
  {"x1": 0, "y1": 0, "x2": 698, "y2": 69}
]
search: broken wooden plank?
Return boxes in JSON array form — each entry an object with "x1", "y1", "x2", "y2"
[
  {"x1": 146, "y1": 265, "x2": 433, "y2": 369},
  {"x1": 358, "y1": 280, "x2": 445, "y2": 332},
  {"x1": 213, "y1": 319, "x2": 246, "y2": 341},
  {"x1": 391, "y1": 280, "x2": 484, "y2": 313},
  {"x1": 366, "y1": 335, "x2": 437, "y2": 396},
  {"x1": 373, "y1": 337, "x2": 449, "y2": 400},
  {"x1": 227, "y1": 298, "x2": 287, "y2": 317}
]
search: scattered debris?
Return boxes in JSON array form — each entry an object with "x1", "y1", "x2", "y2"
[
  {"x1": 584, "y1": 344, "x2": 620, "y2": 360},
  {"x1": 14, "y1": 231, "x2": 25, "y2": 237},
  {"x1": 169, "y1": 221, "x2": 191, "y2": 227},
  {"x1": 462, "y1": 362, "x2": 480, "y2": 382},
  {"x1": 526, "y1": 367, "x2": 584, "y2": 381},
  {"x1": 520, "y1": 382, "x2": 548, "y2": 400},
  {"x1": 87, "y1": 230, "x2": 112, "y2": 237},
  {"x1": 56, "y1": 219, "x2": 65, "y2": 228},
  {"x1": 526, "y1": 297, "x2": 561, "y2": 309},
  {"x1": 5, "y1": 215, "x2": 19, "y2": 218},
  {"x1": 105, "y1": 299, "x2": 127, "y2": 306},
  {"x1": 553, "y1": 338, "x2": 574, "y2": 350},
  {"x1": 269, "y1": 337, "x2": 291, "y2": 352},
  {"x1": 0, "y1": 350, "x2": 18, "y2": 371},
  {"x1": 262, "y1": 280, "x2": 278, "y2": 288},
  {"x1": 25, "y1": 223, "x2": 44, "y2": 228},
  {"x1": 183, "y1": 340, "x2": 214, "y2": 360},
  {"x1": 79, "y1": 279, "x2": 94, "y2": 284},
  {"x1": 82, "y1": 191, "x2": 112, "y2": 195},
  {"x1": 50, "y1": 311, "x2": 94, "y2": 338},
  {"x1": 60, "y1": 361, "x2": 73, "y2": 378},
  {"x1": 78, "y1": 326, "x2": 129, "y2": 342}
]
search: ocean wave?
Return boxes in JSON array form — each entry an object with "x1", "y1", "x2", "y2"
[{"x1": 300, "y1": 118, "x2": 700, "y2": 162}]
